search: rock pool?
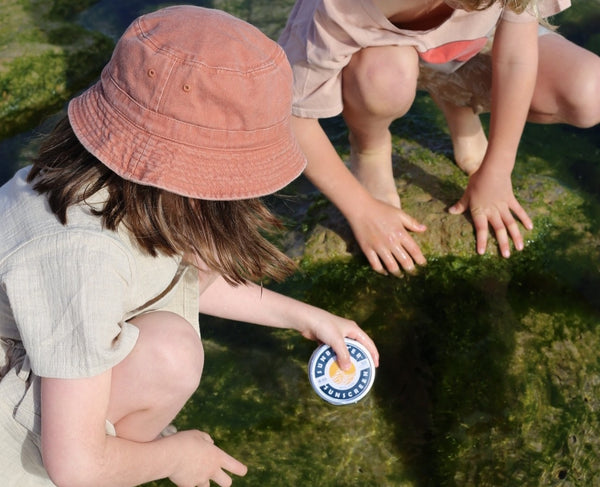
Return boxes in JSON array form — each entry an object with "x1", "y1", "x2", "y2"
[{"x1": 1, "y1": 1, "x2": 599, "y2": 485}]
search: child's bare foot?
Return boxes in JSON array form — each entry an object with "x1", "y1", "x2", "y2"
[
  {"x1": 431, "y1": 94, "x2": 488, "y2": 175},
  {"x1": 451, "y1": 126, "x2": 488, "y2": 175},
  {"x1": 349, "y1": 132, "x2": 401, "y2": 208}
]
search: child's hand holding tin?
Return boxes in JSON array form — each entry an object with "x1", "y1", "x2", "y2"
[{"x1": 309, "y1": 338, "x2": 377, "y2": 405}]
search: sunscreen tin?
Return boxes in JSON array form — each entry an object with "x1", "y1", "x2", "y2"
[{"x1": 308, "y1": 338, "x2": 375, "y2": 405}]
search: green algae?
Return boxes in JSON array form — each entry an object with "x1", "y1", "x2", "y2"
[
  {"x1": 554, "y1": 3, "x2": 600, "y2": 55},
  {"x1": 1, "y1": 1, "x2": 599, "y2": 486},
  {"x1": 0, "y1": 0, "x2": 113, "y2": 139},
  {"x1": 151, "y1": 93, "x2": 600, "y2": 487},
  {"x1": 155, "y1": 244, "x2": 598, "y2": 487},
  {"x1": 0, "y1": 0, "x2": 295, "y2": 140},
  {"x1": 211, "y1": 0, "x2": 298, "y2": 39}
]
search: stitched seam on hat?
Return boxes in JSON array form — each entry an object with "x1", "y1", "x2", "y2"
[
  {"x1": 103, "y1": 92, "x2": 289, "y2": 153},
  {"x1": 154, "y1": 58, "x2": 177, "y2": 112},
  {"x1": 144, "y1": 44, "x2": 279, "y2": 75},
  {"x1": 107, "y1": 82, "x2": 288, "y2": 139},
  {"x1": 104, "y1": 72, "x2": 289, "y2": 143},
  {"x1": 129, "y1": 132, "x2": 151, "y2": 178},
  {"x1": 107, "y1": 78, "x2": 286, "y2": 133},
  {"x1": 137, "y1": 22, "x2": 282, "y2": 75}
]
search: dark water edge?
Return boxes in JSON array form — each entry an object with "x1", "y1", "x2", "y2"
[{"x1": 1, "y1": 1, "x2": 600, "y2": 486}]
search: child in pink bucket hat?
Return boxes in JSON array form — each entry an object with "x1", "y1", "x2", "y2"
[{"x1": 0, "y1": 6, "x2": 379, "y2": 486}]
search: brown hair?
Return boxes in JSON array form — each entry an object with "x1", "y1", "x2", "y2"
[
  {"x1": 459, "y1": 0, "x2": 532, "y2": 14},
  {"x1": 27, "y1": 117, "x2": 296, "y2": 285}
]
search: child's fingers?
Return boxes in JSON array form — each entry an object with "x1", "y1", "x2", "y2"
[
  {"x1": 471, "y1": 209, "x2": 490, "y2": 255},
  {"x1": 494, "y1": 204, "x2": 529, "y2": 257},
  {"x1": 364, "y1": 249, "x2": 389, "y2": 276},
  {"x1": 389, "y1": 245, "x2": 413, "y2": 275},
  {"x1": 511, "y1": 201, "x2": 534, "y2": 231},
  {"x1": 506, "y1": 217, "x2": 524, "y2": 252},
  {"x1": 351, "y1": 202, "x2": 427, "y2": 276},
  {"x1": 448, "y1": 197, "x2": 467, "y2": 215},
  {"x1": 507, "y1": 201, "x2": 532, "y2": 252},
  {"x1": 377, "y1": 243, "x2": 421, "y2": 276},
  {"x1": 398, "y1": 211, "x2": 427, "y2": 233},
  {"x1": 493, "y1": 226, "x2": 511, "y2": 258},
  {"x1": 395, "y1": 231, "x2": 427, "y2": 267},
  {"x1": 381, "y1": 228, "x2": 426, "y2": 275},
  {"x1": 331, "y1": 338, "x2": 352, "y2": 370},
  {"x1": 364, "y1": 240, "x2": 411, "y2": 276},
  {"x1": 211, "y1": 470, "x2": 233, "y2": 487},
  {"x1": 220, "y1": 453, "x2": 248, "y2": 478},
  {"x1": 348, "y1": 330, "x2": 380, "y2": 367},
  {"x1": 375, "y1": 246, "x2": 408, "y2": 276}
]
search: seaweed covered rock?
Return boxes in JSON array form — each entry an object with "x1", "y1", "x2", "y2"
[{"x1": 0, "y1": 0, "x2": 113, "y2": 139}]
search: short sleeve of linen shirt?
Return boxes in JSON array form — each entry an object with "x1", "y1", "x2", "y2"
[{"x1": 3, "y1": 231, "x2": 139, "y2": 379}]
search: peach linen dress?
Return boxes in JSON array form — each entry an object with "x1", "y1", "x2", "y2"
[{"x1": 279, "y1": 0, "x2": 571, "y2": 116}]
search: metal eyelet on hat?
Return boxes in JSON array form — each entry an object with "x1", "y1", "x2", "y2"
[
  {"x1": 147, "y1": 68, "x2": 156, "y2": 78},
  {"x1": 183, "y1": 83, "x2": 191, "y2": 92}
]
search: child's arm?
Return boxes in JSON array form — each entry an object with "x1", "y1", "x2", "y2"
[
  {"x1": 196, "y1": 272, "x2": 380, "y2": 370},
  {"x1": 41, "y1": 373, "x2": 247, "y2": 487},
  {"x1": 291, "y1": 115, "x2": 426, "y2": 276},
  {"x1": 449, "y1": 18, "x2": 538, "y2": 257}
]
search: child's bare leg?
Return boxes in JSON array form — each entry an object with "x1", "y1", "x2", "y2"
[
  {"x1": 430, "y1": 93, "x2": 488, "y2": 175},
  {"x1": 348, "y1": 130, "x2": 397, "y2": 206},
  {"x1": 342, "y1": 45, "x2": 420, "y2": 208},
  {"x1": 106, "y1": 311, "x2": 204, "y2": 442},
  {"x1": 529, "y1": 33, "x2": 600, "y2": 127}
]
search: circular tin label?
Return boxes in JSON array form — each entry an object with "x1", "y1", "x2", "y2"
[{"x1": 308, "y1": 338, "x2": 375, "y2": 405}]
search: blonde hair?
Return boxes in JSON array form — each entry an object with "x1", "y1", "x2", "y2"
[
  {"x1": 459, "y1": 0, "x2": 533, "y2": 15},
  {"x1": 460, "y1": 0, "x2": 555, "y2": 28}
]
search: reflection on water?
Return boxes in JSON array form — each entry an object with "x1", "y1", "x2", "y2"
[{"x1": 1, "y1": 1, "x2": 600, "y2": 486}]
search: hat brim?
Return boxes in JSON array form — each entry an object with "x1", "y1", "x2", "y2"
[{"x1": 68, "y1": 82, "x2": 307, "y2": 200}]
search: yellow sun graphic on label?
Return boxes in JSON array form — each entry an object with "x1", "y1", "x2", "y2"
[{"x1": 328, "y1": 361, "x2": 357, "y2": 386}]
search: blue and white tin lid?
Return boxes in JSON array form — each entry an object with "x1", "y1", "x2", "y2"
[{"x1": 308, "y1": 338, "x2": 376, "y2": 405}]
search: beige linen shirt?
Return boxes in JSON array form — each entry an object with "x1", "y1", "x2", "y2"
[
  {"x1": 279, "y1": 0, "x2": 571, "y2": 118},
  {"x1": 0, "y1": 166, "x2": 200, "y2": 484}
]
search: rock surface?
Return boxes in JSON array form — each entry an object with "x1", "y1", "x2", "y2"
[{"x1": 0, "y1": 0, "x2": 113, "y2": 139}]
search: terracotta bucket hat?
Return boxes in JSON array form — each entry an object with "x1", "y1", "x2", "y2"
[{"x1": 68, "y1": 6, "x2": 306, "y2": 200}]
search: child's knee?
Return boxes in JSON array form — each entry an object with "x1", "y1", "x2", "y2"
[
  {"x1": 570, "y1": 65, "x2": 600, "y2": 128},
  {"x1": 548, "y1": 49, "x2": 600, "y2": 128},
  {"x1": 130, "y1": 311, "x2": 204, "y2": 395},
  {"x1": 343, "y1": 45, "x2": 419, "y2": 115}
]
